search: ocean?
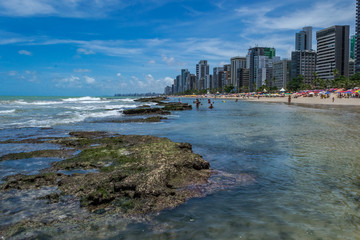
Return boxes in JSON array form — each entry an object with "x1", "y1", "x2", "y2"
[{"x1": 1, "y1": 96, "x2": 360, "y2": 239}]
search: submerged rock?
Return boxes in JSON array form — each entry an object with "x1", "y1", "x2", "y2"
[
  {"x1": 94, "y1": 116, "x2": 167, "y2": 123},
  {"x1": 161, "y1": 102, "x2": 192, "y2": 111},
  {"x1": 0, "y1": 132, "x2": 211, "y2": 216},
  {"x1": 123, "y1": 108, "x2": 170, "y2": 115},
  {"x1": 0, "y1": 149, "x2": 75, "y2": 161},
  {"x1": 134, "y1": 97, "x2": 168, "y2": 103}
]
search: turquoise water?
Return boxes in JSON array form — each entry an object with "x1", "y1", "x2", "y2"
[{"x1": 1, "y1": 96, "x2": 360, "y2": 239}]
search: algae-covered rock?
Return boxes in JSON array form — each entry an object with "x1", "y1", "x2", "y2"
[
  {"x1": 0, "y1": 132, "x2": 211, "y2": 216},
  {"x1": 162, "y1": 102, "x2": 192, "y2": 111},
  {"x1": 0, "y1": 149, "x2": 74, "y2": 161},
  {"x1": 95, "y1": 116, "x2": 167, "y2": 123},
  {"x1": 134, "y1": 97, "x2": 168, "y2": 103},
  {"x1": 122, "y1": 108, "x2": 170, "y2": 115}
]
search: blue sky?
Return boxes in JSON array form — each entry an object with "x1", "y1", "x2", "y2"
[{"x1": 0, "y1": 0, "x2": 356, "y2": 96}]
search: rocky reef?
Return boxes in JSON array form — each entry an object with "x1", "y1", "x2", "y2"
[{"x1": 1, "y1": 132, "x2": 211, "y2": 216}]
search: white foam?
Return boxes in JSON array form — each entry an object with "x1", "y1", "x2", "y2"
[
  {"x1": 0, "y1": 109, "x2": 16, "y2": 114},
  {"x1": 61, "y1": 96, "x2": 102, "y2": 102},
  {"x1": 116, "y1": 98, "x2": 135, "y2": 102},
  {"x1": 10, "y1": 110, "x2": 123, "y2": 128},
  {"x1": 10, "y1": 100, "x2": 62, "y2": 105}
]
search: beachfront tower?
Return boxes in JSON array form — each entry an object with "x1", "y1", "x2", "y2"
[
  {"x1": 296, "y1": 26, "x2": 313, "y2": 51},
  {"x1": 316, "y1": 25, "x2": 350, "y2": 80},
  {"x1": 356, "y1": 0, "x2": 360, "y2": 73},
  {"x1": 291, "y1": 50, "x2": 317, "y2": 84},
  {"x1": 230, "y1": 57, "x2": 247, "y2": 91},
  {"x1": 247, "y1": 47, "x2": 276, "y2": 91},
  {"x1": 273, "y1": 60, "x2": 291, "y2": 90},
  {"x1": 196, "y1": 60, "x2": 209, "y2": 90}
]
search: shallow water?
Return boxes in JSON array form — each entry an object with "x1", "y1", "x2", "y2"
[{"x1": 1, "y1": 96, "x2": 360, "y2": 239}]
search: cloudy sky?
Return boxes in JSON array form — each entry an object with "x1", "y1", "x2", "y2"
[{"x1": 0, "y1": 0, "x2": 356, "y2": 96}]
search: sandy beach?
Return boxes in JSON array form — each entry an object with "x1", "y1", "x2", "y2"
[
  {"x1": 201, "y1": 93, "x2": 360, "y2": 106},
  {"x1": 238, "y1": 94, "x2": 360, "y2": 106}
]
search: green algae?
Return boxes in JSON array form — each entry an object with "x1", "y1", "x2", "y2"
[
  {"x1": 1, "y1": 131, "x2": 211, "y2": 218},
  {"x1": 0, "y1": 149, "x2": 74, "y2": 161}
]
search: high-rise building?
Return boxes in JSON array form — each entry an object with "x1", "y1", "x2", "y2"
[
  {"x1": 247, "y1": 47, "x2": 276, "y2": 91},
  {"x1": 349, "y1": 59, "x2": 355, "y2": 77},
  {"x1": 238, "y1": 68, "x2": 250, "y2": 92},
  {"x1": 316, "y1": 25, "x2": 349, "y2": 80},
  {"x1": 223, "y1": 64, "x2": 231, "y2": 86},
  {"x1": 164, "y1": 86, "x2": 172, "y2": 95},
  {"x1": 230, "y1": 57, "x2": 247, "y2": 90},
  {"x1": 350, "y1": 35, "x2": 356, "y2": 60},
  {"x1": 180, "y1": 69, "x2": 190, "y2": 93},
  {"x1": 356, "y1": 0, "x2": 360, "y2": 73},
  {"x1": 291, "y1": 50, "x2": 317, "y2": 84},
  {"x1": 196, "y1": 60, "x2": 209, "y2": 90},
  {"x1": 273, "y1": 60, "x2": 291, "y2": 89},
  {"x1": 296, "y1": 26, "x2": 313, "y2": 51},
  {"x1": 213, "y1": 67, "x2": 224, "y2": 90}
]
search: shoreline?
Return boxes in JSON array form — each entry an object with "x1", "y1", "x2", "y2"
[{"x1": 178, "y1": 94, "x2": 360, "y2": 106}]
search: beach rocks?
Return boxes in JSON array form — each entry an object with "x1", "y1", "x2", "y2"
[
  {"x1": 0, "y1": 149, "x2": 75, "y2": 161},
  {"x1": 123, "y1": 108, "x2": 171, "y2": 115},
  {"x1": 0, "y1": 132, "x2": 211, "y2": 216},
  {"x1": 106, "y1": 116, "x2": 168, "y2": 123},
  {"x1": 161, "y1": 102, "x2": 192, "y2": 111},
  {"x1": 134, "y1": 97, "x2": 168, "y2": 103}
]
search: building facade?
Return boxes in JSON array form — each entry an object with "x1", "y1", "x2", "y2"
[
  {"x1": 291, "y1": 50, "x2": 317, "y2": 84},
  {"x1": 273, "y1": 60, "x2": 291, "y2": 89},
  {"x1": 350, "y1": 35, "x2": 356, "y2": 60},
  {"x1": 247, "y1": 47, "x2": 276, "y2": 91},
  {"x1": 296, "y1": 26, "x2": 313, "y2": 51},
  {"x1": 356, "y1": 0, "x2": 360, "y2": 73},
  {"x1": 238, "y1": 68, "x2": 250, "y2": 92},
  {"x1": 223, "y1": 64, "x2": 231, "y2": 87},
  {"x1": 213, "y1": 67, "x2": 224, "y2": 90},
  {"x1": 316, "y1": 25, "x2": 350, "y2": 80},
  {"x1": 230, "y1": 56, "x2": 247, "y2": 90},
  {"x1": 196, "y1": 60, "x2": 210, "y2": 90}
]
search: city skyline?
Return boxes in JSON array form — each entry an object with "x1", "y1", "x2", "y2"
[{"x1": 0, "y1": 0, "x2": 356, "y2": 96}]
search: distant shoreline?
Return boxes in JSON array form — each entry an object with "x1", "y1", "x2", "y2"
[{"x1": 174, "y1": 94, "x2": 360, "y2": 106}]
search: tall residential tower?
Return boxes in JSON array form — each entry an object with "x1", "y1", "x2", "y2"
[
  {"x1": 356, "y1": 0, "x2": 360, "y2": 73},
  {"x1": 316, "y1": 25, "x2": 349, "y2": 80},
  {"x1": 296, "y1": 26, "x2": 313, "y2": 51}
]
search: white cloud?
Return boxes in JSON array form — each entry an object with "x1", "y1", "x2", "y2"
[
  {"x1": 8, "y1": 71, "x2": 17, "y2": 76},
  {"x1": 148, "y1": 60, "x2": 156, "y2": 64},
  {"x1": 128, "y1": 74, "x2": 174, "y2": 92},
  {"x1": 0, "y1": 0, "x2": 130, "y2": 18},
  {"x1": 235, "y1": 0, "x2": 354, "y2": 31},
  {"x1": 74, "y1": 68, "x2": 91, "y2": 72},
  {"x1": 7, "y1": 70, "x2": 38, "y2": 82},
  {"x1": 162, "y1": 55, "x2": 175, "y2": 65},
  {"x1": 84, "y1": 76, "x2": 95, "y2": 84},
  {"x1": 77, "y1": 48, "x2": 95, "y2": 55},
  {"x1": 0, "y1": 0, "x2": 55, "y2": 17},
  {"x1": 55, "y1": 75, "x2": 82, "y2": 88},
  {"x1": 18, "y1": 50, "x2": 32, "y2": 56},
  {"x1": 116, "y1": 73, "x2": 122, "y2": 77}
]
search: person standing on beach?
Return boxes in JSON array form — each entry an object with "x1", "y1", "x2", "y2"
[
  {"x1": 288, "y1": 95, "x2": 291, "y2": 104},
  {"x1": 332, "y1": 96, "x2": 335, "y2": 102}
]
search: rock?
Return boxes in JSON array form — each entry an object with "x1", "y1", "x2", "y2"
[
  {"x1": 122, "y1": 108, "x2": 170, "y2": 115},
  {"x1": 93, "y1": 116, "x2": 167, "y2": 123},
  {"x1": 162, "y1": 102, "x2": 192, "y2": 111},
  {"x1": 134, "y1": 97, "x2": 168, "y2": 103},
  {"x1": 0, "y1": 132, "x2": 211, "y2": 216},
  {"x1": 0, "y1": 149, "x2": 75, "y2": 161}
]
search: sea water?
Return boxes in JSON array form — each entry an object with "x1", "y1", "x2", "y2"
[{"x1": 1, "y1": 96, "x2": 360, "y2": 239}]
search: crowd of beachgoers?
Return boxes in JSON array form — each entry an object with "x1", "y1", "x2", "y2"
[{"x1": 177, "y1": 88, "x2": 360, "y2": 106}]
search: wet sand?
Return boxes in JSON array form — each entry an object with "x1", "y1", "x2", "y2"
[{"x1": 224, "y1": 94, "x2": 360, "y2": 106}]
